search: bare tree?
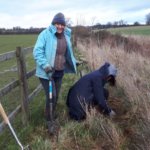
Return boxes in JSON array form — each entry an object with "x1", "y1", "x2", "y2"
[
  {"x1": 65, "y1": 17, "x2": 73, "y2": 27},
  {"x1": 76, "y1": 14, "x2": 86, "y2": 26},
  {"x1": 106, "y1": 22, "x2": 112, "y2": 28},
  {"x1": 113, "y1": 21, "x2": 119, "y2": 27},
  {"x1": 133, "y1": 21, "x2": 140, "y2": 26},
  {"x1": 118, "y1": 20, "x2": 127, "y2": 26},
  {"x1": 91, "y1": 16, "x2": 96, "y2": 26},
  {"x1": 146, "y1": 13, "x2": 150, "y2": 25}
]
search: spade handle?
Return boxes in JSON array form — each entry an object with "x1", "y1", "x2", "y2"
[{"x1": 0, "y1": 103, "x2": 9, "y2": 124}]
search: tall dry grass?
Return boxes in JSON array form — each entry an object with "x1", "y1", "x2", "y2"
[
  {"x1": 76, "y1": 31, "x2": 150, "y2": 149},
  {"x1": 85, "y1": 107, "x2": 123, "y2": 150}
]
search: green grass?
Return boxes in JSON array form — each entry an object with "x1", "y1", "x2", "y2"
[
  {"x1": 0, "y1": 34, "x2": 38, "y2": 88},
  {"x1": 0, "y1": 34, "x2": 91, "y2": 149},
  {"x1": 0, "y1": 34, "x2": 44, "y2": 149},
  {"x1": 0, "y1": 34, "x2": 39, "y2": 132},
  {"x1": 0, "y1": 72, "x2": 81, "y2": 150},
  {"x1": 0, "y1": 34, "x2": 127, "y2": 150},
  {"x1": 107, "y1": 25, "x2": 150, "y2": 36},
  {"x1": 0, "y1": 34, "x2": 38, "y2": 54}
]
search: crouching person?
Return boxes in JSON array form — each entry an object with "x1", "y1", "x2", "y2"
[{"x1": 66, "y1": 62, "x2": 117, "y2": 121}]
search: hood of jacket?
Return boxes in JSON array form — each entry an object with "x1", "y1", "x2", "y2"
[
  {"x1": 98, "y1": 62, "x2": 110, "y2": 78},
  {"x1": 98, "y1": 62, "x2": 117, "y2": 81}
]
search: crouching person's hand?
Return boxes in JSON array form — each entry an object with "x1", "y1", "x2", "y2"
[
  {"x1": 76, "y1": 60, "x2": 83, "y2": 66},
  {"x1": 109, "y1": 109, "x2": 116, "y2": 118}
]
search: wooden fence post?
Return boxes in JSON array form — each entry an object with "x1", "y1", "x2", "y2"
[{"x1": 16, "y1": 47, "x2": 29, "y2": 125}]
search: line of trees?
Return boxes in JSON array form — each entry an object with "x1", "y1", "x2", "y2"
[
  {"x1": 92, "y1": 12, "x2": 150, "y2": 30},
  {"x1": 92, "y1": 20, "x2": 144, "y2": 30},
  {"x1": 0, "y1": 27, "x2": 45, "y2": 34},
  {"x1": 0, "y1": 12, "x2": 150, "y2": 34}
]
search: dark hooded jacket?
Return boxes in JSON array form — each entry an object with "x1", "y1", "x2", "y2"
[{"x1": 66, "y1": 62, "x2": 112, "y2": 120}]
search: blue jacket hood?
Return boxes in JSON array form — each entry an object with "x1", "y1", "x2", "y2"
[{"x1": 98, "y1": 62, "x2": 110, "y2": 78}]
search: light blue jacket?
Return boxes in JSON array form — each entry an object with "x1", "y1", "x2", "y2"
[{"x1": 33, "y1": 25, "x2": 77, "y2": 79}]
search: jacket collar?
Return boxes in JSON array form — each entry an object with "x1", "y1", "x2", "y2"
[
  {"x1": 64, "y1": 27, "x2": 71, "y2": 37},
  {"x1": 48, "y1": 24, "x2": 57, "y2": 34},
  {"x1": 48, "y1": 24, "x2": 71, "y2": 37}
]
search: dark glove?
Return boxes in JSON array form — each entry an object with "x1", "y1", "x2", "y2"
[
  {"x1": 44, "y1": 66, "x2": 53, "y2": 73},
  {"x1": 44, "y1": 66, "x2": 54, "y2": 79}
]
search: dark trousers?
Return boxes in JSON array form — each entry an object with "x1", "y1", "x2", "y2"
[
  {"x1": 68, "y1": 88, "x2": 109, "y2": 121},
  {"x1": 39, "y1": 71, "x2": 63, "y2": 121}
]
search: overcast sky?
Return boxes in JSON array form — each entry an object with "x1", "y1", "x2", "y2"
[{"x1": 0, "y1": 0, "x2": 150, "y2": 28}]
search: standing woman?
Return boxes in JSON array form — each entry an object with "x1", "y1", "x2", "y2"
[{"x1": 33, "y1": 12, "x2": 77, "y2": 131}]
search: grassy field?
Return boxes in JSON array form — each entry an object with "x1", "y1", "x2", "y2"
[
  {"x1": 0, "y1": 34, "x2": 38, "y2": 84},
  {"x1": 107, "y1": 25, "x2": 150, "y2": 36},
  {"x1": 1, "y1": 30, "x2": 150, "y2": 149},
  {"x1": 0, "y1": 34, "x2": 38, "y2": 87},
  {"x1": 0, "y1": 34, "x2": 38, "y2": 53},
  {"x1": 0, "y1": 34, "x2": 86, "y2": 149},
  {"x1": 0, "y1": 34, "x2": 39, "y2": 149}
]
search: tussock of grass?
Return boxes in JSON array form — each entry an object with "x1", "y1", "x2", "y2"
[
  {"x1": 31, "y1": 136, "x2": 52, "y2": 150},
  {"x1": 85, "y1": 111, "x2": 122, "y2": 150},
  {"x1": 76, "y1": 30, "x2": 150, "y2": 149}
]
